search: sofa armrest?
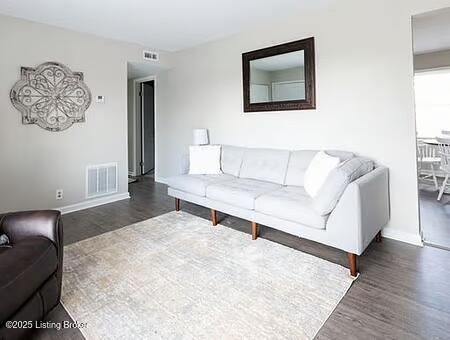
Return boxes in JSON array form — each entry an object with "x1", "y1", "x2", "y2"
[{"x1": 327, "y1": 167, "x2": 390, "y2": 255}]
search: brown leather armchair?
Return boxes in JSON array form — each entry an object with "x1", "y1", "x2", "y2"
[{"x1": 0, "y1": 211, "x2": 63, "y2": 340}]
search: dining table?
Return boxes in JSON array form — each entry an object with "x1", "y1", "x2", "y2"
[
  {"x1": 423, "y1": 138, "x2": 439, "y2": 146},
  {"x1": 422, "y1": 137, "x2": 450, "y2": 146}
]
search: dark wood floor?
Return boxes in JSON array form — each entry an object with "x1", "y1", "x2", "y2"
[{"x1": 35, "y1": 178, "x2": 450, "y2": 339}]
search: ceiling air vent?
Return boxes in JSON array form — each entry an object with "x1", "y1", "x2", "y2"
[{"x1": 143, "y1": 50, "x2": 159, "y2": 61}]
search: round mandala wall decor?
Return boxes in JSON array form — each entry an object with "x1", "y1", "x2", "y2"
[{"x1": 10, "y1": 61, "x2": 92, "y2": 132}]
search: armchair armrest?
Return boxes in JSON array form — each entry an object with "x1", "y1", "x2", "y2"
[
  {"x1": 0, "y1": 210, "x2": 64, "y2": 301},
  {"x1": 0, "y1": 210, "x2": 63, "y2": 248}
]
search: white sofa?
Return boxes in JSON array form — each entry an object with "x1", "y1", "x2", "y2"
[{"x1": 167, "y1": 145, "x2": 390, "y2": 276}]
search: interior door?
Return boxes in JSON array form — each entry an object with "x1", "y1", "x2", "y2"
[{"x1": 141, "y1": 81, "x2": 155, "y2": 175}]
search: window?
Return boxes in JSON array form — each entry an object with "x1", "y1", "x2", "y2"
[{"x1": 414, "y1": 68, "x2": 450, "y2": 137}]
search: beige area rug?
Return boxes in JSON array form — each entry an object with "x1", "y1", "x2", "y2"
[{"x1": 62, "y1": 211, "x2": 355, "y2": 340}]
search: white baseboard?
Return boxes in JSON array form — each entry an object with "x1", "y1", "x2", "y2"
[
  {"x1": 155, "y1": 176, "x2": 168, "y2": 184},
  {"x1": 381, "y1": 228, "x2": 423, "y2": 247},
  {"x1": 128, "y1": 170, "x2": 136, "y2": 177},
  {"x1": 58, "y1": 192, "x2": 131, "y2": 215}
]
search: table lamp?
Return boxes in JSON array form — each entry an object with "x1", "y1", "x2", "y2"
[{"x1": 192, "y1": 129, "x2": 209, "y2": 145}]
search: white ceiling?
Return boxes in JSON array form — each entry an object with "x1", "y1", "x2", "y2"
[
  {"x1": 0, "y1": 0, "x2": 334, "y2": 52},
  {"x1": 413, "y1": 7, "x2": 450, "y2": 54},
  {"x1": 251, "y1": 50, "x2": 304, "y2": 71}
]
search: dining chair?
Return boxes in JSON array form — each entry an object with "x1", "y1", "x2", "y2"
[
  {"x1": 417, "y1": 139, "x2": 439, "y2": 190},
  {"x1": 436, "y1": 137, "x2": 450, "y2": 201}
]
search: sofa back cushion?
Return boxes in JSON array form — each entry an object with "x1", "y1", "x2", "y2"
[
  {"x1": 239, "y1": 148, "x2": 290, "y2": 184},
  {"x1": 221, "y1": 145, "x2": 245, "y2": 177},
  {"x1": 285, "y1": 151, "x2": 317, "y2": 187},
  {"x1": 313, "y1": 157, "x2": 374, "y2": 215},
  {"x1": 285, "y1": 150, "x2": 354, "y2": 187}
]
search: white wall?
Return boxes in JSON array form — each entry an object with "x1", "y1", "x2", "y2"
[
  {"x1": 0, "y1": 14, "x2": 169, "y2": 212},
  {"x1": 155, "y1": 0, "x2": 450, "y2": 244}
]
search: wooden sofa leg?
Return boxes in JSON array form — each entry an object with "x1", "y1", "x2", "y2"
[
  {"x1": 211, "y1": 209, "x2": 218, "y2": 226},
  {"x1": 375, "y1": 231, "x2": 382, "y2": 243},
  {"x1": 347, "y1": 253, "x2": 358, "y2": 277},
  {"x1": 251, "y1": 222, "x2": 259, "y2": 240},
  {"x1": 175, "y1": 198, "x2": 181, "y2": 211}
]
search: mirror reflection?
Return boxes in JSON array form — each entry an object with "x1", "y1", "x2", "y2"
[{"x1": 249, "y1": 50, "x2": 305, "y2": 103}]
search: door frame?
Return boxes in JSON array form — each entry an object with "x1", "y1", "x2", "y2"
[{"x1": 131, "y1": 75, "x2": 157, "y2": 177}]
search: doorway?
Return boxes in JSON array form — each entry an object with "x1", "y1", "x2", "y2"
[
  {"x1": 140, "y1": 80, "x2": 155, "y2": 176},
  {"x1": 412, "y1": 8, "x2": 450, "y2": 250},
  {"x1": 127, "y1": 61, "x2": 162, "y2": 183}
]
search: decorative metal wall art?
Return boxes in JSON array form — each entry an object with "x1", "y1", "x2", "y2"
[{"x1": 10, "y1": 62, "x2": 92, "y2": 132}]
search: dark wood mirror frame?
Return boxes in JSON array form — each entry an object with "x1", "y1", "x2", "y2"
[{"x1": 242, "y1": 37, "x2": 316, "y2": 112}]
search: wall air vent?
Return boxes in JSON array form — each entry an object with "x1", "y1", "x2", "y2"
[
  {"x1": 86, "y1": 163, "x2": 118, "y2": 198},
  {"x1": 143, "y1": 50, "x2": 159, "y2": 61}
]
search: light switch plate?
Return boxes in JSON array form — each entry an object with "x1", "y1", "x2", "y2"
[{"x1": 96, "y1": 95, "x2": 105, "y2": 103}]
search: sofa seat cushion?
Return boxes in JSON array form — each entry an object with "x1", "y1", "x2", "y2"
[
  {"x1": 255, "y1": 186, "x2": 328, "y2": 229},
  {"x1": 206, "y1": 178, "x2": 282, "y2": 210},
  {"x1": 167, "y1": 174, "x2": 235, "y2": 197},
  {"x1": 0, "y1": 237, "x2": 57, "y2": 324}
]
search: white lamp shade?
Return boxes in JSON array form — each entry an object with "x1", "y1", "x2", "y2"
[{"x1": 192, "y1": 129, "x2": 209, "y2": 145}]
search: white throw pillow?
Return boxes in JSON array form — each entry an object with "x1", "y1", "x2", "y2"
[
  {"x1": 304, "y1": 151, "x2": 341, "y2": 198},
  {"x1": 189, "y1": 145, "x2": 222, "y2": 175}
]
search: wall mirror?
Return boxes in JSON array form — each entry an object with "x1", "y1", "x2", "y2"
[{"x1": 242, "y1": 37, "x2": 316, "y2": 112}]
